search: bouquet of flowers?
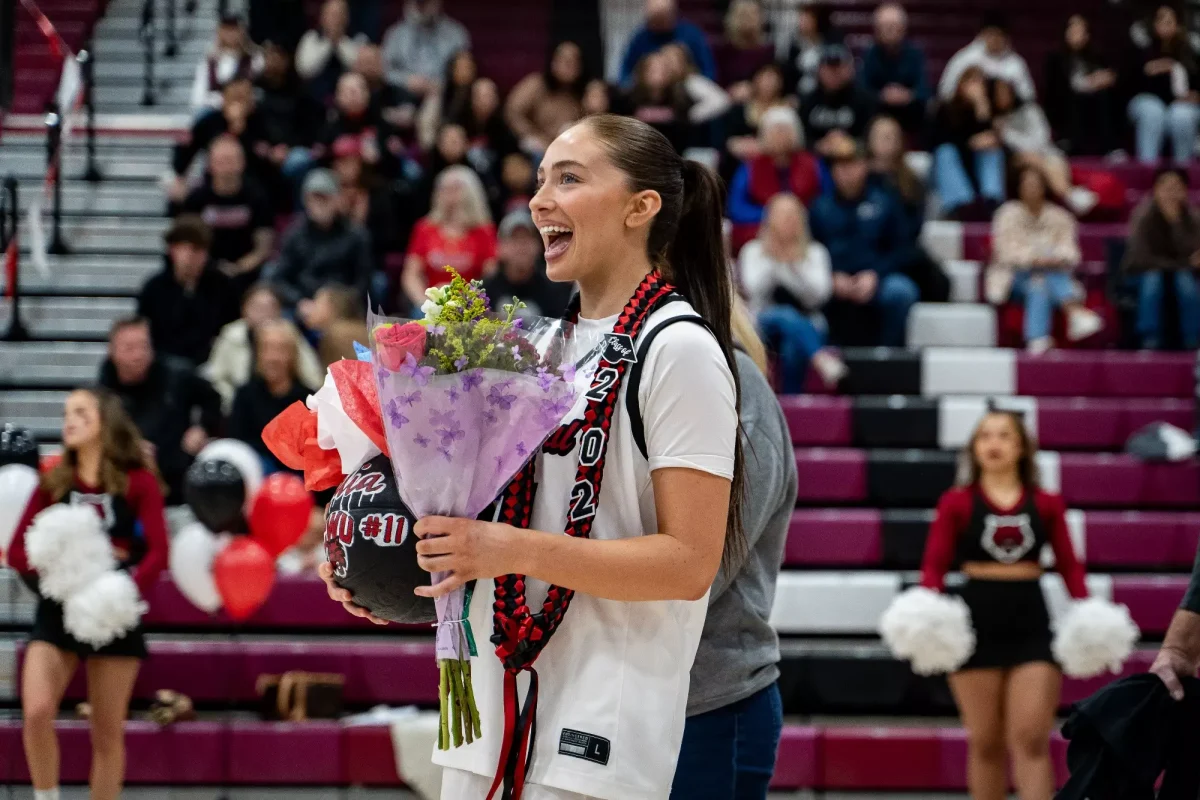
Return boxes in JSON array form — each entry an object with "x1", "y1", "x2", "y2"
[{"x1": 369, "y1": 268, "x2": 582, "y2": 750}]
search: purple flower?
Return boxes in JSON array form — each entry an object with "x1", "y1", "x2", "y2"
[
  {"x1": 427, "y1": 324, "x2": 445, "y2": 336},
  {"x1": 516, "y1": 441, "x2": 528, "y2": 457},
  {"x1": 430, "y1": 409, "x2": 457, "y2": 427},
  {"x1": 512, "y1": 318, "x2": 524, "y2": 329},
  {"x1": 461, "y1": 370, "x2": 484, "y2": 392},
  {"x1": 446, "y1": 386, "x2": 460, "y2": 404},
  {"x1": 438, "y1": 446, "x2": 453, "y2": 462},
  {"x1": 385, "y1": 399, "x2": 409, "y2": 429},
  {"x1": 398, "y1": 390, "x2": 422, "y2": 407},
  {"x1": 413, "y1": 433, "x2": 430, "y2": 448},
  {"x1": 511, "y1": 345, "x2": 522, "y2": 362},
  {"x1": 399, "y1": 352, "x2": 434, "y2": 386},
  {"x1": 436, "y1": 423, "x2": 466, "y2": 447},
  {"x1": 536, "y1": 367, "x2": 555, "y2": 393},
  {"x1": 487, "y1": 384, "x2": 517, "y2": 410},
  {"x1": 454, "y1": 356, "x2": 469, "y2": 371}
]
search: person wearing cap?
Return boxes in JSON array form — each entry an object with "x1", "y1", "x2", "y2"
[
  {"x1": 269, "y1": 169, "x2": 374, "y2": 320},
  {"x1": 861, "y1": 3, "x2": 930, "y2": 135},
  {"x1": 482, "y1": 210, "x2": 573, "y2": 320},
  {"x1": 808, "y1": 138, "x2": 918, "y2": 347},
  {"x1": 136, "y1": 215, "x2": 239, "y2": 366},
  {"x1": 727, "y1": 105, "x2": 820, "y2": 226},
  {"x1": 938, "y1": 10, "x2": 1036, "y2": 104},
  {"x1": 799, "y1": 43, "x2": 876, "y2": 157},
  {"x1": 1122, "y1": 166, "x2": 1200, "y2": 349}
]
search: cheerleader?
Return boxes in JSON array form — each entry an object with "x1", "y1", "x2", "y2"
[
  {"x1": 920, "y1": 409, "x2": 1087, "y2": 800},
  {"x1": 323, "y1": 113, "x2": 743, "y2": 800},
  {"x1": 7, "y1": 388, "x2": 169, "y2": 800}
]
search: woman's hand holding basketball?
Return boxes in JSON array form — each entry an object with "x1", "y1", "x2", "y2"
[
  {"x1": 317, "y1": 561, "x2": 388, "y2": 625},
  {"x1": 412, "y1": 517, "x2": 524, "y2": 598}
]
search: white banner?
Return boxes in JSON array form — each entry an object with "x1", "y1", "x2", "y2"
[
  {"x1": 55, "y1": 56, "x2": 83, "y2": 141},
  {"x1": 26, "y1": 194, "x2": 51, "y2": 280}
]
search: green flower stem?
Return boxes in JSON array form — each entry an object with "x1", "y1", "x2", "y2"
[
  {"x1": 438, "y1": 660, "x2": 450, "y2": 751},
  {"x1": 448, "y1": 658, "x2": 464, "y2": 748},
  {"x1": 463, "y1": 658, "x2": 482, "y2": 739}
]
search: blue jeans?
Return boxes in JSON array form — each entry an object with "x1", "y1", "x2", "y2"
[
  {"x1": 875, "y1": 272, "x2": 920, "y2": 347},
  {"x1": 1010, "y1": 270, "x2": 1079, "y2": 341},
  {"x1": 757, "y1": 305, "x2": 825, "y2": 393},
  {"x1": 671, "y1": 683, "x2": 783, "y2": 800},
  {"x1": 933, "y1": 143, "x2": 1006, "y2": 213},
  {"x1": 1128, "y1": 94, "x2": 1200, "y2": 163},
  {"x1": 1138, "y1": 270, "x2": 1200, "y2": 348}
]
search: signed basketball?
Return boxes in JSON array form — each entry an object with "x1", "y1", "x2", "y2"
[{"x1": 323, "y1": 454, "x2": 435, "y2": 624}]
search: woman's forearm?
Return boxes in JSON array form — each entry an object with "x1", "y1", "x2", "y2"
[{"x1": 513, "y1": 526, "x2": 718, "y2": 603}]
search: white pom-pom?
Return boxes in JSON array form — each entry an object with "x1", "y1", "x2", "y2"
[
  {"x1": 170, "y1": 522, "x2": 223, "y2": 614},
  {"x1": 880, "y1": 586, "x2": 976, "y2": 675},
  {"x1": 0, "y1": 464, "x2": 40, "y2": 560},
  {"x1": 1052, "y1": 597, "x2": 1140, "y2": 678},
  {"x1": 24, "y1": 506, "x2": 115, "y2": 600},
  {"x1": 63, "y1": 571, "x2": 147, "y2": 648}
]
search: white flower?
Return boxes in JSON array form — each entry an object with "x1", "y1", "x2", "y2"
[
  {"x1": 425, "y1": 286, "x2": 448, "y2": 303},
  {"x1": 420, "y1": 299, "x2": 440, "y2": 319}
]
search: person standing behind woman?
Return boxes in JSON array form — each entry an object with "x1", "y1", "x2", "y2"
[
  {"x1": 739, "y1": 193, "x2": 846, "y2": 390},
  {"x1": 920, "y1": 410, "x2": 1088, "y2": 800},
  {"x1": 7, "y1": 388, "x2": 170, "y2": 800},
  {"x1": 1126, "y1": 4, "x2": 1200, "y2": 164},
  {"x1": 670, "y1": 299, "x2": 796, "y2": 799},
  {"x1": 323, "y1": 114, "x2": 743, "y2": 800}
]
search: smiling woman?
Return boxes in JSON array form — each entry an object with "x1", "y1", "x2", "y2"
[{"x1": 320, "y1": 114, "x2": 744, "y2": 800}]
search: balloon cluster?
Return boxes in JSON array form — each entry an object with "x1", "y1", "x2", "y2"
[
  {"x1": 169, "y1": 440, "x2": 314, "y2": 621},
  {"x1": 0, "y1": 425, "x2": 45, "y2": 565}
]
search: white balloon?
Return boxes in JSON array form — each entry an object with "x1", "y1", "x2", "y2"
[
  {"x1": 169, "y1": 521, "x2": 223, "y2": 614},
  {"x1": 0, "y1": 464, "x2": 39, "y2": 560},
  {"x1": 196, "y1": 438, "x2": 264, "y2": 507}
]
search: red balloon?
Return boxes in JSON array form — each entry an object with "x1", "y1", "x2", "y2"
[
  {"x1": 249, "y1": 473, "x2": 315, "y2": 556},
  {"x1": 213, "y1": 538, "x2": 276, "y2": 621}
]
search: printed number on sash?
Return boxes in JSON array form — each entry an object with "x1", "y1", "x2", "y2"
[
  {"x1": 585, "y1": 368, "x2": 619, "y2": 403},
  {"x1": 578, "y1": 429, "x2": 606, "y2": 467},
  {"x1": 568, "y1": 480, "x2": 598, "y2": 522}
]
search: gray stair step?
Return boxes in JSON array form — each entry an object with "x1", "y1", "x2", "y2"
[
  {"x1": 92, "y1": 36, "x2": 210, "y2": 60},
  {"x1": 0, "y1": 132, "x2": 177, "y2": 153},
  {"x1": 17, "y1": 216, "x2": 169, "y2": 255},
  {"x1": 0, "y1": 151, "x2": 167, "y2": 181},
  {"x1": 0, "y1": 342, "x2": 106, "y2": 387},
  {"x1": 96, "y1": 84, "x2": 192, "y2": 108},
  {"x1": 0, "y1": 297, "x2": 137, "y2": 339},
  {"x1": 2, "y1": 254, "x2": 160, "y2": 295},
  {"x1": 94, "y1": 59, "x2": 195, "y2": 82},
  {"x1": 0, "y1": 390, "x2": 69, "y2": 439},
  {"x1": 15, "y1": 181, "x2": 166, "y2": 216}
]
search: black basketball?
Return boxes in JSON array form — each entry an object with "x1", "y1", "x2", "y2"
[
  {"x1": 324, "y1": 454, "x2": 435, "y2": 625},
  {"x1": 0, "y1": 424, "x2": 38, "y2": 469}
]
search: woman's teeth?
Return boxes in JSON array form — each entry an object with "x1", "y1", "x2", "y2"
[{"x1": 541, "y1": 225, "x2": 574, "y2": 259}]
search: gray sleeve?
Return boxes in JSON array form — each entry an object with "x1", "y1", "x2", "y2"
[{"x1": 709, "y1": 352, "x2": 797, "y2": 603}]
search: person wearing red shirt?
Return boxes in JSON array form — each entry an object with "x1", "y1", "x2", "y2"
[
  {"x1": 8, "y1": 388, "x2": 169, "y2": 800},
  {"x1": 920, "y1": 409, "x2": 1087, "y2": 800},
  {"x1": 400, "y1": 164, "x2": 497, "y2": 310}
]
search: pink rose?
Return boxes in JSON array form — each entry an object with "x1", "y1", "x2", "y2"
[{"x1": 376, "y1": 322, "x2": 427, "y2": 371}]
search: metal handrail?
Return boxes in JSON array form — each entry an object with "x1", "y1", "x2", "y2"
[
  {"x1": 1, "y1": 176, "x2": 28, "y2": 341},
  {"x1": 141, "y1": 0, "x2": 156, "y2": 105}
]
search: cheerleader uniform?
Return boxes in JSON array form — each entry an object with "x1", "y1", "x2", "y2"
[
  {"x1": 920, "y1": 485, "x2": 1088, "y2": 670},
  {"x1": 7, "y1": 469, "x2": 169, "y2": 659},
  {"x1": 436, "y1": 285, "x2": 739, "y2": 799}
]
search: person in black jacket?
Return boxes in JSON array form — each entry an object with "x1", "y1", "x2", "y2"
[
  {"x1": 799, "y1": 44, "x2": 875, "y2": 158},
  {"x1": 1043, "y1": 14, "x2": 1119, "y2": 156},
  {"x1": 270, "y1": 168, "x2": 373, "y2": 313},
  {"x1": 228, "y1": 319, "x2": 311, "y2": 472},
  {"x1": 931, "y1": 65, "x2": 1006, "y2": 217},
  {"x1": 136, "y1": 215, "x2": 239, "y2": 365},
  {"x1": 98, "y1": 318, "x2": 224, "y2": 503},
  {"x1": 1125, "y1": 4, "x2": 1200, "y2": 164}
]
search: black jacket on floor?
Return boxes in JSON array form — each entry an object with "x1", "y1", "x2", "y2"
[{"x1": 1057, "y1": 673, "x2": 1200, "y2": 800}]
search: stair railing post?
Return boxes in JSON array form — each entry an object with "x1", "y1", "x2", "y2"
[
  {"x1": 164, "y1": 0, "x2": 177, "y2": 57},
  {"x1": 2, "y1": 176, "x2": 28, "y2": 342},
  {"x1": 45, "y1": 108, "x2": 69, "y2": 256},
  {"x1": 79, "y1": 47, "x2": 102, "y2": 183},
  {"x1": 141, "y1": 0, "x2": 157, "y2": 106}
]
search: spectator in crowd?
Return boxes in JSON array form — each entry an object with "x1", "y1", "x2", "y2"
[
  {"x1": 461, "y1": 78, "x2": 520, "y2": 182},
  {"x1": 313, "y1": 72, "x2": 401, "y2": 177},
  {"x1": 496, "y1": 150, "x2": 535, "y2": 220},
  {"x1": 229, "y1": 320, "x2": 314, "y2": 472},
  {"x1": 381, "y1": 0, "x2": 470, "y2": 101},
  {"x1": 992, "y1": 79, "x2": 1098, "y2": 216},
  {"x1": 867, "y1": 114, "x2": 950, "y2": 303},
  {"x1": 482, "y1": 210, "x2": 572, "y2": 319},
  {"x1": 989, "y1": 166, "x2": 1101, "y2": 353},
  {"x1": 728, "y1": 106, "x2": 820, "y2": 225},
  {"x1": 416, "y1": 122, "x2": 501, "y2": 219},
  {"x1": 191, "y1": 15, "x2": 262, "y2": 116},
  {"x1": 295, "y1": 0, "x2": 365, "y2": 103},
  {"x1": 582, "y1": 79, "x2": 616, "y2": 117},
  {"x1": 180, "y1": 135, "x2": 276, "y2": 292},
  {"x1": 1125, "y1": 4, "x2": 1200, "y2": 164},
  {"x1": 1123, "y1": 166, "x2": 1200, "y2": 349},
  {"x1": 938, "y1": 10, "x2": 1035, "y2": 103},
  {"x1": 861, "y1": 3, "x2": 930, "y2": 136},
  {"x1": 299, "y1": 284, "x2": 371, "y2": 367},
  {"x1": 1043, "y1": 14, "x2": 1119, "y2": 157},
  {"x1": 332, "y1": 134, "x2": 395, "y2": 267},
  {"x1": 270, "y1": 168, "x2": 374, "y2": 310},
  {"x1": 99, "y1": 317, "x2": 223, "y2": 503},
  {"x1": 721, "y1": 62, "x2": 788, "y2": 178},
  {"x1": 255, "y1": 41, "x2": 323, "y2": 180},
  {"x1": 799, "y1": 44, "x2": 875, "y2": 156},
  {"x1": 624, "y1": 50, "x2": 695, "y2": 153},
  {"x1": 170, "y1": 79, "x2": 271, "y2": 203},
  {"x1": 739, "y1": 193, "x2": 847, "y2": 391},
  {"x1": 248, "y1": 0, "x2": 304, "y2": 51},
  {"x1": 417, "y1": 50, "x2": 477, "y2": 150},
  {"x1": 931, "y1": 65, "x2": 1006, "y2": 217},
  {"x1": 203, "y1": 283, "x2": 323, "y2": 412},
  {"x1": 401, "y1": 165, "x2": 497, "y2": 308},
  {"x1": 782, "y1": 4, "x2": 843, "y2": 100},
  {"x1": 713, "y1": 0, "x2": 774, "y2": 96},
  {"x1": 506, "y1": 41, "x2": 590, "y2": 155},
  {"x1": 809, "y1": 139, "x2": 918, "y2": 347},
  {"x1": 137, "y1": 215, "x2": 238, "y2": 366},
  {"x1": 660, "y1": 43, "x2": 734, "y2": 139},
  {"x1": 355, "y1": 43, "x2": 421, "y2": 138},
  {"x1": 619, "y1": 0, "x2": 716, "y2": 86}
]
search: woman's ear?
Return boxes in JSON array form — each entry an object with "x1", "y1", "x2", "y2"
[{"x1": 624, "y1": 189, "x2": 663, "y2": 231}]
